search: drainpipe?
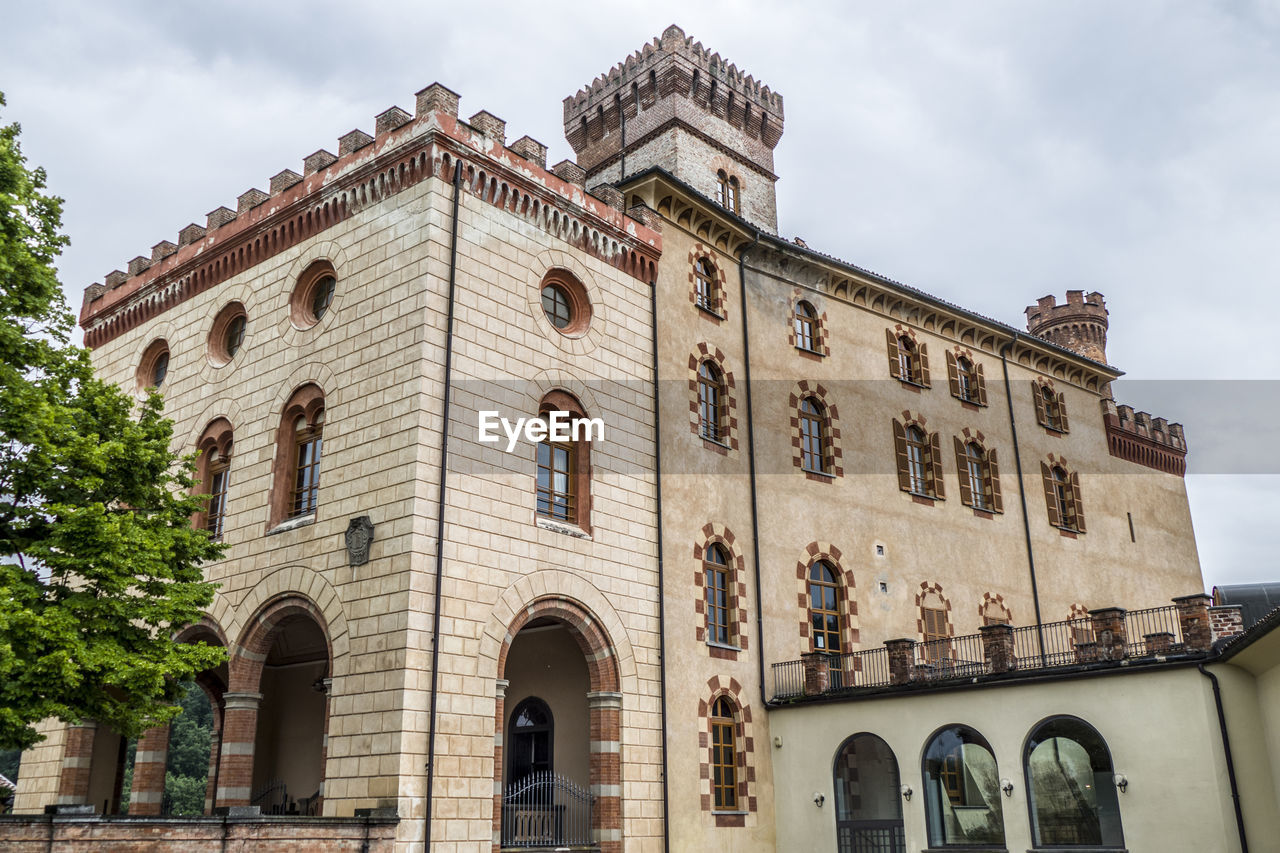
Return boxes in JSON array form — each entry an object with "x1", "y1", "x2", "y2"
[
  {"x1": 736, "y1": 231, "x2": 768, "y2": 706},
  {"x1": 998, "y1": 333, "x2": 1046, "y2": 667},
  {"x1": 649, "y1": 273, "x2": 670, "y2": 853},
  {"x1": 424, "y1": 158, "x2": 464, "y2": 851},
  {"x1": 1199, "y1": 663, "x2": 1249, "y2": 852}
]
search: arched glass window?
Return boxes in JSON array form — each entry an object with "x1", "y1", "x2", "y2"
[
  {"x1": 710, "y1": 697, "x2": 737, "y2": 811},
  {"x1": 716, "y1": 170, "x2": 730, "y2": 209},
  {"x1": 536, "y1": 432, "x2": 575, "y2": 522},
  {"x1": 508, "y1": 697, "x2": 553, "y2": 783},
  {"x1": 207, "y1": 445, "x2": 232, "y2": 539},
  {"x1": 694, "y1": 256, "x2": 718, "y2": 311},
  {"x1": 905, "y1": 426, "x2": 928, "y2": 494},
  {"x1": 965, "y1": 443, "x2": 989, "y2": 511},
  {"x1": 922, "y1": 726, "x2": 1006, "y2": 847},
  {"x1": 834, "y1": 734, "x2": 905, "y2": 853},
  {"x1": 808, "y1": 561, "x2": 841, "y2": 652},
  {"x1": 292, "y1": 408, "x2": 324, "y2": 517},
  {"x1": 799, "y1": 397, "x2": 827, "y2": 473},
  {"x1": 957, "y1": 357, "x2": 977, "y2": 402},
  {"x1": 1041, "y1": 384, "x2": 1062, "y2": 430},
  {"x1": 727, "y1": 175, "x2": 740, "y2": 213},
  {"x1": 795, "y1": 301, "x2": 817, "y2": 352},
  {"x1": 535, "y1": 391, "x2": 591, "y2": 530},
  {"x1": 704, "y1": 544, "x2": 731, "y2": 645},
  {"x1": 1025, "y1": 717, "x2": 1124, "y2": 848},
  {"x1": 698, "y1": 361, "x2": 725, "y2": 442}
]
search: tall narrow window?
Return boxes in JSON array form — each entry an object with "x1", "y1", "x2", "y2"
[
  {"x1": 799, "y1": 397, "x2": 827, "y2": 473},
  {"x1": 717, "y1": 170, "x2": 730, "y2": 209},
  {"x1": 694, "y1": 256, "x2": 718, "y2": 312},
  {"x1": 808, "y1": 561, "x2": 841, "y2": 652},
  {"x1": 1041, "y1": 462, "x2": 1085, "y2": 532},
  {"x1": 206, "y1": 448, "x2": 231, "y2": 539},
  {"x1": 292, "y1": 409, "x2": 323, "y2": 517},
  {"x1": 1025, "y1": 717, "x2": 1124, "y2": 848},
  {"x1": 957, "y1": 358, "x2": 976, "y2": 401},
  {"x1": 794, "y1": 301, "x2": 817, "y2": 352},
  {"x1": 536, "y1": 435, "x2": 575, "y2": 522},
  {"x1": 887, "y1": 330, "x2": 930, "y2": 386},
  {"x1": 704, "y1": 544, "x2": 731, "y2": 645},
  {"x1": 955, "y1": 438, "x2": 1002, "y2": 513},
  {"x1": 895, "y1": 420, "x2": 945, "y2": 499},
  {"x1": 1034, "y1": 382, "x2": 1069, "y2": 432},
  {"x1": 965, "y1": 443, "x2": 988, "y2": 510},
  {"x1": 535, "y1": 391, "x2": 592, "y2": 530},
  {"x1": 898, "y1": 338, "x2": 915, "y2": 381},
  {"x1": 710, "y1": 697, "x2": 738, "y2": 811},
  {"x1": 727, "y1": 176, "x2": 740, "y2": 214},
  {"x1": 906, "y1": 426, "x2": 927, "y2": 494},
  {"x1": 698, "y1": 361, "x2": 725, "y2": 442},
  {"x1": 921, "y1": 593, "x2": 949, "y2": 662},
  {"x1": 946, "y1": 350, "x2": 986, "y2": 404}
]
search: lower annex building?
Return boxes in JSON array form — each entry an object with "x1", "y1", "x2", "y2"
[{"x1": 5, "y1": 23, "x2": 1279, "y2": 853}]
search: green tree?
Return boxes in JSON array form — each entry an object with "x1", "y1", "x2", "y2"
[{"x1": 0, "y1": 92, "x2": 226, "y2": 750}]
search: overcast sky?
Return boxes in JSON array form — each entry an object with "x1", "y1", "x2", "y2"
[{"x1": 2, "y1": 1, "x2": 1277, "y2": 589}]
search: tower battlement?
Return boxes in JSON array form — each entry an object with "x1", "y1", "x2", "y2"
[
  {"x1": 1026, "y1": 290, "x2": 1109, "y2": 364},
  {"x1": 563, "y1": 24, "x2": 785, "y2": 232}
]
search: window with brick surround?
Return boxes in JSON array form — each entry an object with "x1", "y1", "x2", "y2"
[
  {"x1": 704, "y1": 544, "x2": 731, "y2": 645},
  {"x1": 716, "y1": 170, "x2": 741, "y2": 214},
  {"x1": 886, "y1": 329, "x2": 930, "y2": 387},
  {"x1": 710, "y1": 697, "x2": 738, "y2": 811},
  {"x1": 794, "y1": 301, "x2": 817, "y2": 352},
  {"x1": 694, "y1": 256, "x2": 719, "y2": 313},
  {"x1": 1041, "y1": 461, "x2": 1085, "y2": 533},
  {"x1": 195, "y1": 418, "x2": 234, "y2": 539},
  {"x1": 269, "y1": 384, "x2": 325, "y2": 528},
  {"x1": 799, "y1": 397, "x2": 829, "y2": 474},
  {"x1": 946, "y1": 350, "x2": 987, "y2": 405},
  {"x1": 535, "y1": 391, "x2": 592, "y2": 531},
  {"x1": 1033, "y1": 380, "x2": 1069, "y2": 433},
  {"x1": 137, "y1": 338, "x2": 170, "y2": 391},
  {"x1": 698, "y1": 360, "x2": 726, "y2": 442},
  {"x1": 894, "y1": 419, "x2": 945, "y2": 499},
  {"x1": 808, "y1": 561, "x2": 842, "y2": 652},
  {"x1": 954, "y1": 437, "x2": 1002, "y2": 513},
  {"x1": 290, "y1": 260, "x2": 338, "y2": 330}
]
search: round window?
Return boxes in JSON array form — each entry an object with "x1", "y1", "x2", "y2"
[
  {"x1": 152, "y1": 352, "x2": 169, "y2": 387},
  {"x1": 537, "y1": 270, "x2": 591, "y2": 337},
  {"x1": 290, "y1": 261, "x2": 338, "y2": 330},
  {"x1": 225, "y1": 315, "x2": 246, "y2": 357},
  {"x1": 208, "y1": 302, "x2": 248, "y2": 366},
  {"x1": 137, "y1": 339, "x2": 171, "y2": 391}
]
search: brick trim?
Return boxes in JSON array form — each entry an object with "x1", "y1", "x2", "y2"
[
  {"x1": 688, "y1": 243, "x2": 729, "y2": 321},
  {"x1": 267, "y1": 383, "x2": 326, "y2": 530},
  {"x1": 789, "y1": 381, "x2": 844, "y2": 479},
  {"x1": 693, "y1": 524, "x2": 749, "y2": 655},
  {"x1": 688, "y1": 345, "x2": 740, "y2": 452},
  {"x1": 787, "y1": 291, "x2": 829, "y2": 357},
  {"x1": 915, "y1": 582, "x2": 954, "y2": 641},
  {"x1": 979, "y1": 592, "x2": 1013, "y2": 626}
]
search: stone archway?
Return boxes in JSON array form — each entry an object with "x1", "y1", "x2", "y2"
[{"x1": 493, "y1": 597, "x2": 621, "y2": 853}]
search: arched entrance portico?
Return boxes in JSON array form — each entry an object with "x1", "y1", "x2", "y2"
[
  {"x1": 494, "y1": 597, "x2": 621, "y2": 853},
  {"x1": 833, "y1": 733, "x2": 905, "y2": 853}
]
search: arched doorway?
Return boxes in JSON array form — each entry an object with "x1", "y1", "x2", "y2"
[
  {"x1": 833, "y1": 734, "x2": 905, "y2": 853},
  {"x1": 494, "y1": 599, "x2": 620, "y2": 853},
  {"x1": 1024, "y1": 716, "x2": 1124, "y2": 847}
]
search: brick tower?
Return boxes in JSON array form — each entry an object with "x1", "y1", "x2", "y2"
[
  {"x1": 563, "y1": 24, "x2": 785, "y2": 233},
  {"x1": 1026, "y1": 290, "x2": 1110, "y2": 363}
]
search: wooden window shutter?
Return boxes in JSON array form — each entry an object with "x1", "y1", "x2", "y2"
[
  {"x1": 975, "y1": 363, "x2": 988, "y2": 406},
  {"x1": 946, "y1": 351, "x2": 961, "y2": 398},
  {"x1": 953, "y1": 436, "x2": 972, "y2": 507},
  {"x1": 1041, "y1": 462, "x2": 1061, "y2": 527},
  {"x1": 923, "y1": 607, "x2": 947, "y2": 640},
  {"x1": 893, "y1": 419, "x2": 911, "y2": 492},
  {"x1": 988, "y1": 448, "x2": 1004, "y2": 513},
  {"x1": 1033, "y1": 382, "x2": 1048, "y2": 427},
  {"x1": 886, "y1": 330, "x2": 901, "y2": 379},
  {"x1": 928, "y1": 430, "x2": 946, "y2": 498},
  {"x1": 918, "y1": 343, "x2": 931, "y2": 387},
  {"x1": 1057, "y1": 391, "x2": 1070, "y2": 433},
  {"x1": 1070, "y1": 471, "x2": 1086, "y2": 532}
]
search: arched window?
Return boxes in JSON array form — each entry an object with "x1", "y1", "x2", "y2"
[
  {"x1": 1025, "y1": 717, "x2": 1124, "y2": 848},
  {"x1": 710, "y1": 697, "x2": 738, "y2": 811},
  {"x1": 906, "y1": 426, "x2": 928, "y2": 493},
  {"x1": 535, "y1": 391, "x2": 592, "y2": 531},
  {"x1": 833, "y1": 734, "x2": 905, "y2": 853},
  {"x1": 508, "y1": 697, "x2": 553, "y2": 783},
  {"x1": 794, "y1": 301, "x2": 817, "y2": 352},
  {"x1": 898, "y1": 337, "x2": 915, "y2": 381},
  {"x1": 1034, "y1": 381, "x2": 1069, "y2": 432},
  {"x1": 886, "y1": 331, "x2": 930, "y2": 386},
  {"x1": 270, "y1": 384, "x2": 325, "y2": 527},
  {"x1": 922, "y1": 726, "x2": 1006, "y2": 847},
  {"x1": 698, "y1": 361, "x2": 725, "y2": 442},
  {"x1": 727, "y1": 175, "x2": 740, "y2": 214},
  {"x1": 694, "y1": 256, "x2": 718, "y2": 312},
  {"x1": 808, "y1": 561, "x2": 841, "y2": 652},
  {"x1": 920, "y1": 589, "x2": 950, "y2": 662},
  {"x1": 196, "y1": 418, "x2": 234, "y2": 540},
  {"x1": 704, "y1": 544, "x2": 731, "y2": 645},
  {"x1": 1041, "y1": 462, "x2": 1085, "y2": 532},
  {"x1": 895, "y1": 420, "x2": 944, "y2": 499},
  {"x1": 964, "y1": 443, "x2": 987, "y2": 509},
  {"x1": 957, "y1": 357, "x2": 977, "y2": 401},
  {"x1": 799, "y1": 397, "x2": 828, "y2": 473}
]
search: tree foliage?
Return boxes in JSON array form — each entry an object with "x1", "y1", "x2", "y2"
[{"x1": 0, "y1": 92, "x2": 225, "y2": 750}]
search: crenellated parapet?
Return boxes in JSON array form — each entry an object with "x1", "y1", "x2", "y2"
[
  {"x1": 79, "y1": 83, "x2": 662, "y2": 346},
  {"x1": 1101, "y1": 399, "x2": 1187, "y2": 476},
  {"x1": 1026, "y1": 290, "x2": 1110, "y2": 364}
]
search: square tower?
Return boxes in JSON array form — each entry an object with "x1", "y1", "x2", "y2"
[{"x1": 564, "y1": 24, "x2": 785, "y2": 233}]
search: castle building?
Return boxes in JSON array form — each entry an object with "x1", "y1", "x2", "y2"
[{"x1": 5, "y1": 24, "x2": 1280, "y2": 853}]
